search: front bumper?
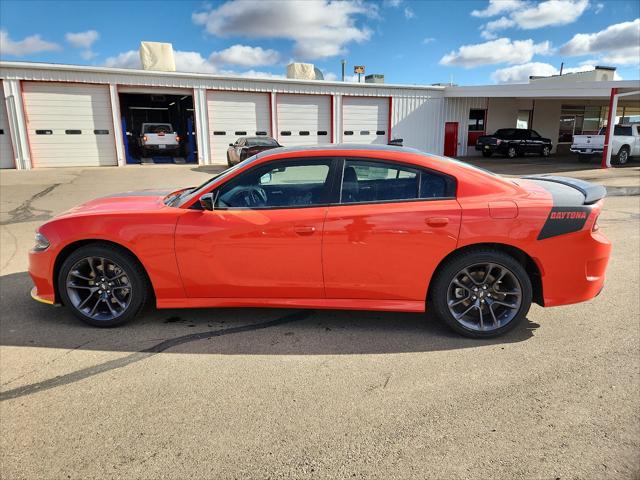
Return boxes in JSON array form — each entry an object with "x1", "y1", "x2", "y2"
[{"x1": 28, "y1": 248, "x2": 57, "y2": 305}]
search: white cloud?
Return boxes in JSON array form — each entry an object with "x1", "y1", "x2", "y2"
[
  {"x1": 491, "y1": 62, "x2": 558, "y2": 83},
  {"x1": 104, "y1": 49, "x2": 217, "y2": 73},
  {"x1": 0, "y1": 30, "x2": 61, "y2": 56},
  {"x1": 103, "y1": 49, "x2": 284, "y2": 78},
  {"x1": 477, "y1": 0, "x2": 589, "y2": 37},
  {"x1": 65, "y1": 30, "x2": 99, "y2": 61},
  {"x1": 192, "y1": 0, "x2": 372, "y2": 59},
  {"x1": 104, "y1": 50, "x2": 140, "y2": 69},
  {"x1": 174, "y1": 51, "x2": 218, "y2": 73},
  {"x1": 423, "y1": 37, "x2": 435, "y2": 44},
  {"x1": 383, "y1": 0, "x2": 402, "y2": 6},
  {"x1": 511, "y1": 0, "x2": 589, "y2": 29},
  {"x1": 404, "y1": 6, "x2": 415, "y2": 19},
  {"x1": 490, "y1": 61, "x2": 623, "y2": 83},
  {"x1": 594, "y1": 2, "x2": 604, "y2": 13},
  {"x1": 65, "y1": 30, "x2": 99, "y2": 49},
  {"x1": 440, "y1": 38, "x2": 552, "y2": 67},
  {"x1": 471, "y1": 0, "x2": 524, "y2": 18},
  {"x1": 560, "y1": 18, "x2": 640, "y2": 66},
  {"x1": 209, "y1": 44, "x2": 280, "y2": 67},
  {"x1": 480, "y1": 16, "x2": 516, "y2": 39}
]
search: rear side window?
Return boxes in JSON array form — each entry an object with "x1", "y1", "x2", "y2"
[
  {"x1": 614, "y1": 125, "x2": 632, "y2": 136},
  {"x1": 340, "y1": 159, "x2": 454, "y2": 204}
]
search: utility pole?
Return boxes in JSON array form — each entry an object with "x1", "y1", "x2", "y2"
[{"x1": 341, "y1": 60, "x2": 346, "y2": 82}]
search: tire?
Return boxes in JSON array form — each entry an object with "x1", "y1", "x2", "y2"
[
  {"x1": 482, "y1": 151, "x2": 493, "y2": 158},
  {"x1": 506, "y1": 146, "x2": 517, "y2": 159},
  {"x1": 541, "y1": 145, "x2": 550, "y2": 157},
  {"x1": 58, "y1": 243, "x2": 150, "y2": 327},
  {"x1": 429, "y1": 249, "x2": 532, "y2": 338},
  {"x1": 613, "y1": 146, "x2": 630, "y2": 165}
]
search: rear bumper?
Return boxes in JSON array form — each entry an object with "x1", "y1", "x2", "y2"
[
  {"x1": 570, "y1": 147, "x2": 603, "y2": 154},
  {"x1": 535, "y1": 229, "x2": 611, "y2": 307}
]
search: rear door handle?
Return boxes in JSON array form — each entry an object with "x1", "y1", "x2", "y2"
[
  {"x1": 426, "y1": 217, "x2": 449, "y2": 227},
  {"x1": 294, "y1": 226, "x2": 316, "y2": 235}
]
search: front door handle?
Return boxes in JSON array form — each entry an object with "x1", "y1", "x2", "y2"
[
  {"x1": 294, "y1": 226, "x2": 316, "y2": 235},
  {"x1": 426, "y1": 217, "x2": 449, "y2": 227}
]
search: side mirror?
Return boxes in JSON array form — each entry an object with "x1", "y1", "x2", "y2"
[
  {"x1": 199, "y1": 193, "x2": 215, "y2": 211},
  {"x1": 229, "y1": 143, "x2": 234, "y2": 147}
]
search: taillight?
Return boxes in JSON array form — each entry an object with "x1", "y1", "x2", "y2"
[
  {"x1": 592, "y1": 215, "x2": 600, "y2": 232},
  {"x1": 143, "y1": 135, "x2": 148, "y2": 142},
  {"x1": 176, "y1": 135, "x2": 180, "y2": 142}
]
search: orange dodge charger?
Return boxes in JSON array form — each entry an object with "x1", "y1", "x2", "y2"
[{"x1": 29, "y1": 145, "x2": 611, "y2": 338}]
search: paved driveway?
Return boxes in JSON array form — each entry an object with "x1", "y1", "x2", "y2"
[{"x1": 1, "y1": 164, "x2": 638, "y2": 479}]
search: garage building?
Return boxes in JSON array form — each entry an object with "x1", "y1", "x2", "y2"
[{"x1": 0, "y1": 61, "x2": 638, "y2": 170}]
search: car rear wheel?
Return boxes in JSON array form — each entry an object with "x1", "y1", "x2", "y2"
[
  {"x1": 58, "y1": 244, "x2": 150, "y2": 327},
  {"x1": 481, "y1": 151, "x2": 492, "y2": 158},
  {"x1": 429, "y1": 249, "x2": 532, "y2": 338},
  {"x1": 541, "y1": 145, "x2": 550, "y2": 157},
  {"x1": 506, "y1": 146, "x2": 517, "y2": 159},
  {"x1": 614, "y1": 146, "x2": 630, "y2": 165}
]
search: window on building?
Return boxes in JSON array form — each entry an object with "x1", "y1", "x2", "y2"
[
  {"x1": 468, "y1": 109, "x2": 486, "y2": 132},
  {"x1": 516, "y1": 110, "x2": 531, "y2": 129}
]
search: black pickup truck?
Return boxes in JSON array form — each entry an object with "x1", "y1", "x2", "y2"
[{"x1": 476, "y1": 128, "x2": 552, "y2": 159}]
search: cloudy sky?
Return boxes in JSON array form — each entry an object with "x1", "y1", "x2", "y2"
[{"x1": 0, "y1": 0, "x2": 638, "y2": 84}]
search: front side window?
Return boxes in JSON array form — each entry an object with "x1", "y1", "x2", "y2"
[
  {"x1": 215, "y1": 158, "x2": 332, "y2": 209},
  {"x1": 340, "y1": 159, "x2": 453, "y2": 204}
]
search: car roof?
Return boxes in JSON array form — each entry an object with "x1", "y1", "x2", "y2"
[{"x1": 256, "y1": 143, "x2": 424, "y2": 159}]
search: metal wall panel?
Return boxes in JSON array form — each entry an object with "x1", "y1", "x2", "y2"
[{"x1": 0, "y1": 82, "x2": 15, "y2": 168}]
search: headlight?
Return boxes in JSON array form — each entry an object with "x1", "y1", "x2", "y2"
[{"x1": 33, "y1": 232, "x2": 50, "y2": 252}]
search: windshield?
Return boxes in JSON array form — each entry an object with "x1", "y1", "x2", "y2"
[
  {"x1": 246, "y1": 138, "x2": 278, "y2": 147},
  {"x1": 144, "y1": 124, "x2": 172, "y2": 134},
  {"x1": 170, "y1": 154, "x2": 264, "y2": 207}
]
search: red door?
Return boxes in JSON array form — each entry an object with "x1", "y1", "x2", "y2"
[{"x1": 444, "y1": 122, "x2": 458, "y2": 157}]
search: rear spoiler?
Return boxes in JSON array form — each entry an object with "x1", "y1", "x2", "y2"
[{"x1": 523, "y1": 175, "x2": 606, "y2": 205}]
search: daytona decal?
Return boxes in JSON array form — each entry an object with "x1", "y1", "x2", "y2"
[{"x1": 538, "y1": 207, "x2": 591, "y2": 240}]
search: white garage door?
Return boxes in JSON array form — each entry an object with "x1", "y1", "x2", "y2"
[
  {"x1": 342, "y1": 96, "x2": 389, "y2": 145},
  {"x1": 0, "y1": 83, "x2": 14, "y2": 169},
  {"x1": 277, "y1": 94, "x2": 331, "y2": 147},
  {"x1": 22, "y1": 82, "x2": 117, "y2": 167},
  {"x1": 207, "y1": 91, "x2": 271, "y2": 164}
]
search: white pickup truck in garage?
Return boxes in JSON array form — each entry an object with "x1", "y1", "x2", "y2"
[
  {"x1": 571, "y1": 124, "x2": 640, "y2": 165},
  {"x1": 138, "y1": 123, "x2": 180, "y2": 157}
]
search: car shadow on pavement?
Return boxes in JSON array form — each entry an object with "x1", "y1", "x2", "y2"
[{"x1": 1, "y1": 272, "x2": 539, "y2": 356}]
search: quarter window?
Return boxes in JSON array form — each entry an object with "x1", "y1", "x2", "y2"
[{"x1": 340, "y1": 159, "x2": 453, "y2": 204}]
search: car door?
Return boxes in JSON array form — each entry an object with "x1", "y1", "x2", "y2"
[
  {"x1": 174, "y1": 157, "x2": 337, "y2": 299},
  {"x1": 322, "y1": 158, "x2": 462, "y2": 301}
]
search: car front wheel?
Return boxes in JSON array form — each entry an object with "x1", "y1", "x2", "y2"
[
  {"x1": 541, "y1": 145, "x2": 550, "y2": 157},
  {"x1": 58, "y1": 243, "x2": 150, "y2": 327},
  {"x1": 506, "y1": 146, "x2": 517, "y2": 159},
  {"x1": 429, "y1": 249, "x2": 532, "y2": 338}
]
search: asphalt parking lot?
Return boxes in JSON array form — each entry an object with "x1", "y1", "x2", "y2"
[{"x1": 1, "y1": 159, "x2": 639, "y2": 479}]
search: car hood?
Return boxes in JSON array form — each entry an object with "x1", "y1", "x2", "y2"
[{"x1": 56, "y1": 189, "x2": 177, "y2": 218}]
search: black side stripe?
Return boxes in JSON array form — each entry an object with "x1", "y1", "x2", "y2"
[{"x1": 537, "y1": 206, "x2": 591, "y2": 240}]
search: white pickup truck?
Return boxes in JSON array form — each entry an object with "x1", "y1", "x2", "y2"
[
  {"x1": 139, "y1": 123, "x2": 180, "y2": 156},
  {"x1": 571, "y1": 124, "x2": 639, "y2": 165}
]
